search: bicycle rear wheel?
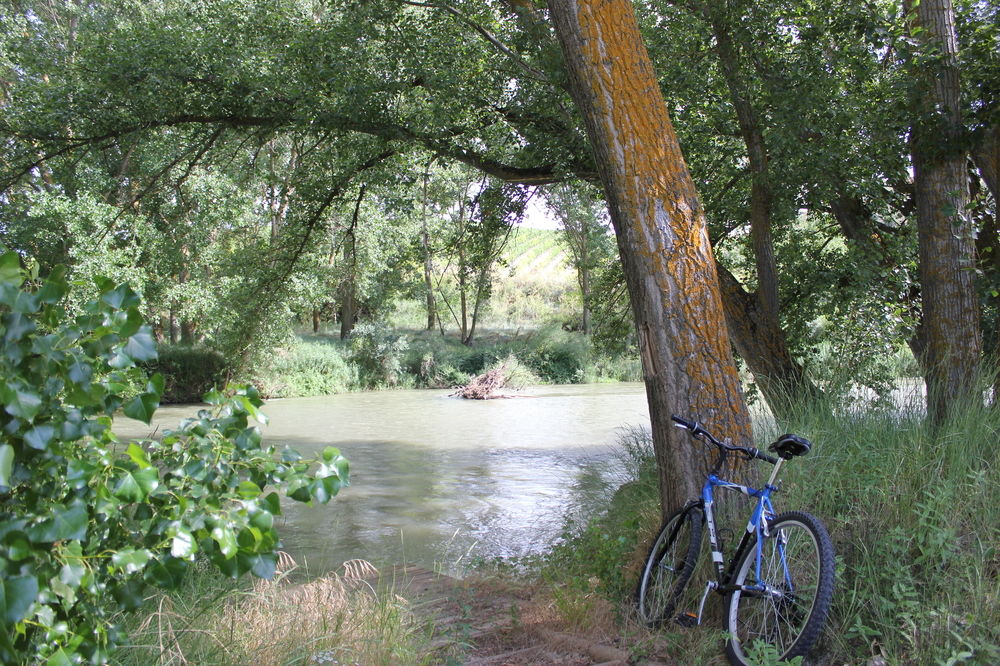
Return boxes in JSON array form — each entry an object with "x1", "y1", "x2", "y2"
[
  {"x1": 636, "y1": 505, "x2": 703, "y2": 627},
  {"x1": 725, "y1": 511, "x2": 834, "y2": 665}
]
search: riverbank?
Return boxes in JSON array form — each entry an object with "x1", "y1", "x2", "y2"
[{"x1": 147, "y1": 326, "x2": 643, "y2": 404}]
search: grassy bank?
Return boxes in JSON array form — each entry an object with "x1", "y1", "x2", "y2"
[
  {"x1": 524, "y1": 399, "x2": 1000, "y2": 665},
  {"x1": 154, "y1": 325, "x2": 642, "y2": 402}
]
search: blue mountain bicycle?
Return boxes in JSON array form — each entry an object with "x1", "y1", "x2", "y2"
[{"x1": 636, "y1": 416, "x2": 835, "y2": 665}]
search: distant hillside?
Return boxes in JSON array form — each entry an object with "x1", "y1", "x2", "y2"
[{"x1": 504, "y1": 227, "x2": 574, "y2": 286}]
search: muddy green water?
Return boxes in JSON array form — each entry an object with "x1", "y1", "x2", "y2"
[{"x1": 115, "y1": 383, "x2": 650, "y2": 576}]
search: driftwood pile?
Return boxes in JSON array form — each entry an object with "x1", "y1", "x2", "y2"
[{"x1": 450, "y1": 364, "x2": 512, "y2": 400}]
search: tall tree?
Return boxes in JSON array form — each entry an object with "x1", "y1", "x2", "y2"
[
  {"x1": 905, "y1": 0, "x2": 982, "y2": 421},
  {"x1": 548, "y1": 0, "x2": 753, "y2": 510},
  {"x1": 545, "y1": 181, "x2": 615, "y2": 335}
]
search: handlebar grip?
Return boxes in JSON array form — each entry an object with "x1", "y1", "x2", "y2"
[{"x1": 671, "y1": 415, "x2": 696, "y2": 430}]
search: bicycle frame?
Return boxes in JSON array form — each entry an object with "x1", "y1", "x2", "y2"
[{"x1": 692, "y1": 455, "x2": 788, "y2": 621}]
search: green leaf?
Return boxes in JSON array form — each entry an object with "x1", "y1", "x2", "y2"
[
  {"x1": 101, "y1": 284, "x2": 140, "y2": 310},
  {"x1": 235, "y1": 427, "x2": 262, "y2": 451},
  {"x1": 123, "y1": 392, "x2": 159, "y2": 424},
  {"x1": 148, "y1": 373, "x2": 165, "y2": 396},
  {"x1": 126, "y1": 442, "x2": 151, "y2": 469},
  {"x1": 112, "y1": 467, "x2": 159, "y2": 502},
  {"x1": 2, "y1": 575, "x2": 38, "y2": 624},
  {"x1": 119, "y1": 307, "x2": 144, "y2": 338},
  {"x1": 170, "y1": 527, "x2": 197, "y2": 558},
  {"x1": 248, "y1": 508, "x2": 273, "y2": 531},
  {"x1": 249, "y1": 552, "x2": 277, "y2": 580},
  {"x1": 45, "y1": 648, "x2": 73, "y2": 666},
  {"x1": 112, "y1": 578, "x2": 145, "y2": 610},
  {"x1": 59, "y1": 544, "x2": 87, "y2": 589},
  {"x1": 5, "y1": 386, "x2": 43, "y2": 421},
  {"x1": 144, "y1": 557, "x2": 187, "y2": 589},
  {"x1": 239, "y1": 396, "x2": 268, "y2": 425},
  {"x1": 124, "y1": 328, "x2": 158, "y2": 362},
  {"x1": 311, "y1": 476, "x2": 342, "y2": 504},
  {"x1": 24, "y1": 424, "x2": 56, "y2": 451},
  {"x1": 111, "y1": 548, "x2": 151, "y2": 574},
  {"x1": 204, "y1": 388, "x2": 224, "y2": 405},
  {"x1": 3, "y1": 531, "x2": 31, "y2": 561},
  {"x1": 0, "y1": 251, "x2": 21, "y2": 285},
  {"x1": 237, "y1": 481, "x2": 261, "y2": 499},
  {"x1": 211, "y1": 526, "x2": 238, "y2": 558},
  {"x1": 3, "y1": 313, "x2": 37, "y2": 344},
  {"x1": 36, "y1": 266, "x2": 69, "y2": 304},
  {"x1": 27, "y1": 501, "x2": 88, "y2": 543},
  {"x1": 0, "y1": 444, "x2": 13, "y2": 490},
  {"x1": 262, "y1": 492, "x2": 281, "y2": 515},
  {"x1": 287, "y1": 478, "x2": 311, "y2": 503}
]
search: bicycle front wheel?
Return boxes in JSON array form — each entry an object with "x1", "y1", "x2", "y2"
[
  {"x1": 725, "y1": 511, "x2": 834, "y2": 665},
  {"x1": 636, "y1": 505, "x2": 703, "y2": 627}
]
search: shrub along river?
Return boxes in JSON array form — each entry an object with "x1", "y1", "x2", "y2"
[{"x1": 116, "y1": 383, "x2": 651, "y2": 576}]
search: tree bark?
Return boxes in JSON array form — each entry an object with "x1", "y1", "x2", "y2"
[
  {"x1": 906, "y1": 0, "x2": 981, "y2": 422},
  {"x1": 421, "y1": 166, "x2": 437, "y2": 331},
  {"x1": 549, "y1": 0, "x2": 753, "y2": 512},
  {"x1": 716, "y1": 263, "x2": 816, "y2": 413},
  {"x1": 339, "y1": 186, "x2": 366, "y2": 340}
]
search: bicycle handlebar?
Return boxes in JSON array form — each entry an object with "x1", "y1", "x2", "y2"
[{"x1": 671, "y1": 415, "x2": 780, "y2": 466}]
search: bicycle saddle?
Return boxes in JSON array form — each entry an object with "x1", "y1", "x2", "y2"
[{"x1": 769, "y1": 434, "x2": 812, "y2": 459}]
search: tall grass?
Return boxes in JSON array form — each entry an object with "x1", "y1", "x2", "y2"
[
  {"x1": 771, "y1": 397, "x2": 1000, "y2": 665},
  {"x1": 531, "y1": 395, "x2": 1000, "y2": 665},
  {"x1": 113, "y1": 555, "x2": 441, "y2": 666}
]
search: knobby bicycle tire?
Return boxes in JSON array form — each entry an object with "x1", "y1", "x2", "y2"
[
  {"x1": 725, "y1": 510, "x2": 835, "y2": 665},
  {"x1": 636, "y1": 505, "x2": 703, "y2": 627}
]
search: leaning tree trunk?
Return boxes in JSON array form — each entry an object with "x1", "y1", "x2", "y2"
[
  {"x1": 549, "y1": 0, "x2": 753, "y2": 513},
  {"x1": 906, "y1": 0, "x2": 981, "y2": 422}
]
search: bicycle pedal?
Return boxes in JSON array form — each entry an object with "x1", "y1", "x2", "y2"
[{"x1": 674, "y1": 611, "x2": 699, "y2": 627}]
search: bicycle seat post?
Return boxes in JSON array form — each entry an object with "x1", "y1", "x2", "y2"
[{"x1": 764, "y1": 456, "x2": 785, "y2": 490}]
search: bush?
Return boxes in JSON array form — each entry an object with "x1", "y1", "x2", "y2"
[
  {"x1": 350, "y1": 321, "x2": 410, "y2": 388},
  {"x1": 0, "y1": 253, "x2": 349, "y2": 663},
  {"x1": 254, "y1": 338, "x2": 357, "y2": 398},
  {"x1": 145, "y1": 345, "x2": 228, "y2": 403},
  {"x1": 522, "y1": 326, "x2": 591, "y2": 383}
]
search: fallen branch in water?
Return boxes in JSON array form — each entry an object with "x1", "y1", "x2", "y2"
[{"x1": 451, "y1": 363, "x2": 514, "y2": 400}]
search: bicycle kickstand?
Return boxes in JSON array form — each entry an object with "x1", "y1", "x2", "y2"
[{"x1": 677, "y1": 580, "x2": 716, "y2": 627}]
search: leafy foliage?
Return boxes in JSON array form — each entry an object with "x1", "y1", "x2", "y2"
[{"x1": 0, "y1": 252, "x2": 348, "y2": 663}]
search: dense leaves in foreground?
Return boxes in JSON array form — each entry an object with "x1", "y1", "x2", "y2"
[{"x1": 0, "y1": 251, "x2": 349, "y2": 664}]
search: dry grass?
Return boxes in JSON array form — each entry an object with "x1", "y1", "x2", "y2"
[{"x1": 116, "y1": 555, "x2": 437, "y2": 666}]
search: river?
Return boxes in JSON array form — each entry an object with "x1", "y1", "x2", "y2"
[{"x1": 115, "y1": 383, "x2": 651, "y2": 576}]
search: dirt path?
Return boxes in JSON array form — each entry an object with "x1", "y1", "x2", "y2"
[{"x1": 368, "y1": 566, "x2": 672, "y2": 665}]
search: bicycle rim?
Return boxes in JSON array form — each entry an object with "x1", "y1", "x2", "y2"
[
  {"x1": 637, "y1": 507, "x2": 701, "y2": 626},
  {"x1": 726, "y1": 514, "x2": 831, "y2": 663}
]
